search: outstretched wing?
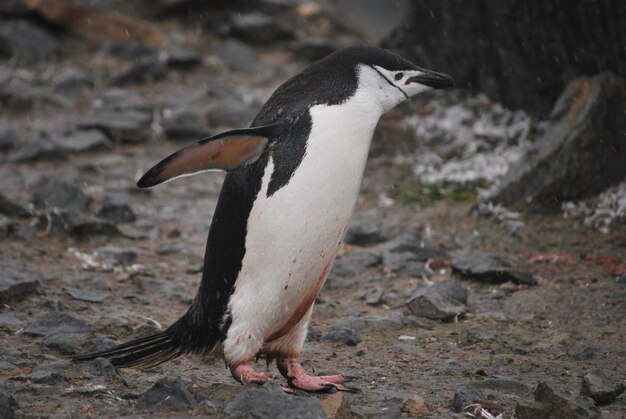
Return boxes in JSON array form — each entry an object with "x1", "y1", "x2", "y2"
[{"x1": 137, "y1": 123, "x2": 284, "y2": 188}]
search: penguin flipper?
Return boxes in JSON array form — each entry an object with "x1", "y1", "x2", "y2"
[{"x1": 137, "y1": 122, "x2": 283, "y2": 188}]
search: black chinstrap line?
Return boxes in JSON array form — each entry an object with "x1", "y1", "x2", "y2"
[{"x1": 369, "y1": 65, "x2": 409, "y2": 99}]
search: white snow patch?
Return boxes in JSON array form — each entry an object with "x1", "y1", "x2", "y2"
[{"x1": 562, "y1": 181, "x2": 626, "y2": 232}]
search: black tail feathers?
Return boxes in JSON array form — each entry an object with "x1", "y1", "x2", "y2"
[{"x1": 74, "y1": 328, "x2": 185, "y2": 369}]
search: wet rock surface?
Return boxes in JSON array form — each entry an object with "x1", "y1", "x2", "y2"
[
  {"x1": 452, "y1": 253, "x2": 537, "y2": 285},
  {"x1": 0, "y1": 2, "x2": 624, "y2": 418}
]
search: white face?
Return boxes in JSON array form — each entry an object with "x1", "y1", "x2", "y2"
[{"x1": 357, "y1": 64, "x2": 433, "y2": 114}]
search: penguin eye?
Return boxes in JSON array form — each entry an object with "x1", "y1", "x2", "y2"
[{"x1": 394, "y1": 73, "x2": 404, "y2": 81}]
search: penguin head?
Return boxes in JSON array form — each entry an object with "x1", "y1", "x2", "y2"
[{"x1": 327, "y1": 46, "x2": 454, "y2": 113}]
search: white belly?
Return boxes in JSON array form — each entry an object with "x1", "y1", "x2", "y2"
[{"x1": 222, "y1": 96, "x2": 381, "y2": 363}]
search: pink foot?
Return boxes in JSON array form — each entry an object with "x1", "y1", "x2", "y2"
[
  {"x1": 230, "y1": 363, "x2": 272, "y2": 385},
  {"x1": 277, "y1": 356, "x2": 359, "y2": 393}
]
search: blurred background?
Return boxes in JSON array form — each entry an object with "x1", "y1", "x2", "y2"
[{"x1": 0, "y1": 1, "x2": 625, "y2": 418}]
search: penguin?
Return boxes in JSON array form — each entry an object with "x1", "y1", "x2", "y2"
[{"x1": 76, "y1": 46, "x2": 454, "y2": 392}]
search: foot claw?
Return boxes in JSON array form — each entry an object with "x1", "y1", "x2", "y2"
[
  {"x1": 230, "y1": 363, "x2": 272, "y2": 385},
  {"x1": 276, "y1": 356, "x2": 360, "y2": 393}
]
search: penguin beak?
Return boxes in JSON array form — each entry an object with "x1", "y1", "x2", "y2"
[{"x1": 408, "y1": 70, "x2": 455, "y2": 89}]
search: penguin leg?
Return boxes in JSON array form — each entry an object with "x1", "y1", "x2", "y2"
[
  {"x1": 230, "y1": 363, "x2": 272, "y2": 385},
  {"x1": 265, "y1": 305, "x2": 358, "y2": 393},
  {"x1": 276, "y1": 356, "x2": 357, "y2": 393}
]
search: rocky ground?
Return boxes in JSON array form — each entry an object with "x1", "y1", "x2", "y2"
[{"x1": 1, "y1": 2, "x2": 625, "y2": 418}]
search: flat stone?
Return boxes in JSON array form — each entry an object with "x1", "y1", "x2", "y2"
[
  {"x1": 320, "y1": 392, "x2": 351, "y2": 419},
  {"x1": 321, "y1": 327, "x2": 361, "y2": 346},
  {"x1": 54, "y1": 130, "x2": 110, "y2": 153},
  {"x1": 466, "y1": 328, "x2": 495, "y2": 343},
  {"x1": 70, "y1": 217, "x2": 121, "y2": 239},
  {"x1": 334, "y1": 312, "x2": 404, "y2": 333},
  {"x1": 111, "y1": 57, "x2": 168, "y2": 86},
  {"x1": 96, "y1": 195, "x2": 136, "y2": 223},
  {"x1": 100, "y1": 42, "x2": 156, "y2": 61},
  {"x1": 617, "y1": 273, "x2": 626, "y2": 284},
  {"x1": 224, "y1": 386, "x2": 327, "y2": 419},
  {"x1": 51, "y1": 68, "x2": 94, "y2": 91},
  {"x1": 0, "y1": 386, "x2": 19, "y2": 419},
  {"x1": 331, "y1": 250, "x2": 381, "y2": 277},
  {"x1": 0, "y1": 19, "x2": 58, "y2": 62},
  {"x1": 34, "y1": 181, "x2": 91, "y2": 212},
  {"x1": 214, "y1": 39, "x2": 256, "y2": 72},
  {"x1": 95, "y1": 247, "x2": 138, "y2": 265},
  {"x1": 162, "y1": 109, "x2": 211, "y2": 141},
  {"x1": 155, "y1": 241, "x2": 185, "y2": 255},
  {"x1": 0, "y1": 193, "x2": 31, "y2": 219},
  {"x1": 452, "y1": 253, "x2": 537, "y2": 285},
  {"x1": 515, "y1": 382, "x2": 600, "y2": 419},
  {"x1": 0, "y1": 278, "x2": 38, "y2": 304},
  {"x1": 0, "y1": 126, "x2": 19, "y2": 151},
  {"x1": 581, "y1": 369, "x2": 625, "y2": 406},
  {"x1": 344, "y1": 219, "x2": 388, "y2": 246},
  {"x1": 406, "y1": 281, "x2": 468, "y2": 322},
  {"x1": 452, "y1": 385, "x2": 486, "y2": 412},
  {"x1": 6, "y1": 137, "x2": 66, "y2": 162},
  {"x1": 65, "y1": 287, "x2": 108, "y2": 303},
  {"x1": 0, "y1": 312, "x2": 23, "y2": 328},
  {"x1": 291, "y1": 38, "x2": 336, "y2": 62},
  {"x1": 163, "y1": 48, "x2": 202, "y2": 70},
  {"x1": 230, "y1": 12, "x2": 293, "y2": 44},
  {"x1": 135, "y1": 378, "x2": 198, "y2": 412},
  {"x1": 365, "y1": 287, "x2": 384, "y2": 306},
  {"x1": 78, "y1": 108, "x2": 153, "y2": 143},
  {"x1": 42, "y1": 332, "x2": 93, "y2": 354},
  {"x1": 23, "y1": 311, "x2": 91, "y2": 337}
]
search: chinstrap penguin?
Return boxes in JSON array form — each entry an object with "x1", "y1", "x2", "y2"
[{"x1": 76, "y1": 46, "x2": 454, "y2": 392}]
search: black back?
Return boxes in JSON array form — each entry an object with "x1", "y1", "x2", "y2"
[{"x1": 173, "y1": 47, "x2": 418, "y2": 352}]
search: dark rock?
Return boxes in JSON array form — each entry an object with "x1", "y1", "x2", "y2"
[
  {"x1": 344, "y1": 219, "x2": 387, "y2": 246},
  {"x1": 385, "y1": 1, "x2": 626, "y2": 115},
  {"x1": 331, "y1": 250, "x2": 381, "y2": 277},
  {"x1": 574, "y1": 346, "x2": 597, "y2": 360},
  {"x1": 155, "y1": 241, "x2": 184, "y2": 255},
  {"x1": 54, "y1": 130, "x2": 110, "y2": 153},
  {"x1": 0, "y1": 278, "x2": 38, "y2": 304},
  {"x1": 581, "y1": 369, "x2": 625, "y2": 406},
  {"x1": 42, "y1": 332, "x2": 93, "y2": 354},
  {"x1": 452, "y1": 253, "x2": 537, "y2": 285},
  {"x1": 334, "y1": 312, "x2": 404, "y2": 333},
  {"x1": 489, "y1": 73, "x2": 626, "y2": 209},
  {"x1": 383, "y1": 251, "x2": 433, "y2": 278},
  {"x1": 0, "y1": 361, "x2": 17, "y2": 372},
  {"x1": 85, "y1": 357, "x2": 117, "y2": 377},
  {"x1": 204, "y1": 94, "x2": 260, "y2": 128},
  {"x1": 224, "y1": 386, "x2": 327, "y2": 419},
  {"x1": 406, "y1": 281, "x2": 468, "y2": 322},
  {"x1": 111, "y1": 57, "x2": 168, "y2": 86},
  {"x1": 97, "y1": 195, "x2": 136, "y2": 223},
  {"x1": 163, "y1": 49, "x2": 202, "y2": 70},
  {"x1": 0, "y1": 386, "x2": 19, "y2": 419},
  {"x1": 52, "y1": 68, "x2": 94, "y2": 91},
  {"x1": 291, "y1": 38, "x2": 336, "y2": 62},
  {"x1": 162, "y1": 109, "x2": 211, "y2": 141},
  {"x1": 321, "y1": 327, "x2": 361, "y2": 346},
  {"x1": 230, "y1": 12, "x2": 293, "y2": 44},
  {"x1": 95, "y1": 247, "x2": 138, "y2": 265},
  {"x1": 333, "y1": 0, "x2": 409, "y2": 44},
  {"x1": 0, "y1": 312, "x2": 23, "y2": 329},
  {"x1": 23, "y1": 311, "x2": 92, "y2": 337},
  {"x1": 616, "y1": 273, "x2": 626, "y2": 284},
  {"x1": 36, "y1": 208, "x2": 82, "y2": 235},
  {"x1": 65, "y1": 288, "x2": 108, "y2": 303},
  {"x1": 466, "y1": 328, "x2": 495, "y2": 343},
  {"x1": 515, "y1": 382, "x2": 600, "y2": 419},
  {"x1": 0, "y1": 20, "x2": 58, "y2": 62},
  {"x1": 365, "y1": 287, "x2": 384, "y2": 305},
  {"x1": 383, "y1": 232, "x2": 424, "y2": 254},
  {"x1": 452, "y1": 385, "x2": 486, "y2": 412},
  {"x1": 135, "y1": 378, "x2": 198, "y2": 412},
  {"x1": 34, "y1": 181, "x2": 91, "y2": 212},
  {"x1": 0, "y1": 126, "x2": 19, "y2": 151},
  {"x1": 70, "y1": 217, "x2": 121, "y2": 239},
  {"x1": 78, "y1": 108, "x2": 153, "y2": 143},
  {"x1": 0, "y1": 0, "x2": 30, "y2": 14},
  {"x1": 214, "y1": 39, "x2": 256, "y2": 72},
  {"x1": 6, "y1": 137, "x2": 66, "y2": 163},
  {"x1": 100, "y1": 42, "x2": 156, "y2": 61},
  {"x1": 25, "y1": 368, "x2": 69, "y2": 386},
  {"x1": 0, "y1": 193, "x2": 31, "y2": 218}
]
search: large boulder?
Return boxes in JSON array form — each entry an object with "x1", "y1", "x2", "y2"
[
  {"x1": 488, "y1": 72, "x2": 626, "y2": 210},
  {"x1": 384, "y1": 0, "x2": 626, "y2": 116}
]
